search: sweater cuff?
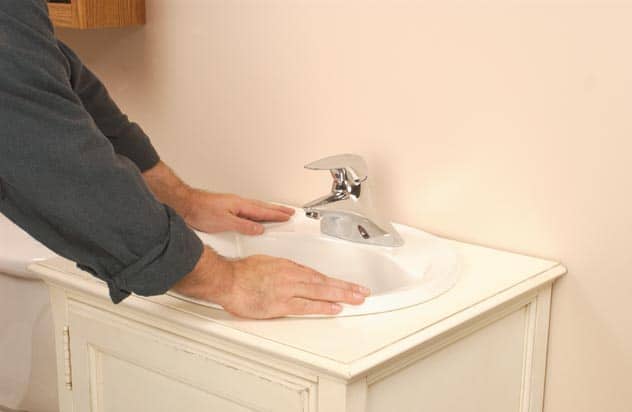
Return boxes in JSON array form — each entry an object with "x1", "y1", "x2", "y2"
[{"x1": 79, "y1": 205, "x2": 203, "y2": 304}]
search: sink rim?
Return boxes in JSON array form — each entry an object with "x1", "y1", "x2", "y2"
[{"x1": 167, "y1": 209, "x2": 459, "y2": 318}]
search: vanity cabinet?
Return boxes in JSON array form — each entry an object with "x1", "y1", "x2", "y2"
[
  {"x1": 31, "y1": 240, "x2": 565, "y2": 412},
  {"x1": 66, "y1": 302, "x2": 315, "y2": 411},
  {"x1": 47, "y1": 0, "x2": 145, "y2": 29}
]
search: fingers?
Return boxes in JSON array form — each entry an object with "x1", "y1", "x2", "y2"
[
  {"x1": 290, "y1": 282, "x2": 367, "y2": 305},
  {"x1": 238, "y1": 202, "x2": 293, "y2": 223},
  {"x1": 286, "y1": 298, "x2": 342, "y2": 316},
  {"x1": 250, "y1": 200, "x2": 295, "y2": 216},
  {"x1": 286, "y1": 262, "x2": 371, "y2": 296},
  {"x1": 309, "y1": 272, "x2": 371, "y2": 296},
  {"x1": 226, "y1": 215, "x2": 265, "y2": 235},
  {"x1": 223, "y1": 254, "x2": 368, "y2": 318}
]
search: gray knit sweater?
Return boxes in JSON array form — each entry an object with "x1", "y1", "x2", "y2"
[{"x1": 0, "y1": 0, "x2": 203, "y2": 303}]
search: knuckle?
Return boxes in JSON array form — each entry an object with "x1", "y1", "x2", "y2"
[
  {"x1": 279, "y1": 258, "x2": 296, "y2": 270},
  {"x1": 286, "y1": 281, "x2": 304, "y2": 297},
  {"x1": 325, "y1": 287, "x2": 342, "y2": 301},
  {"x1": 293, "y1": 261, "x2": 309, "y2": 270},
  {"x1": 305, "y1": 284, "x2": 318, "y2": 297},
  {"x1": 279, "y1": 283, "x2": 295, "y2": 298},
  {"x1": 273, "y1": 261, "x2": 290, "y2": 273},
  {"x1": 312, "y1": 273, "x2": 326, "y2": 283},
  {"x1": 300, "y1": 300, "x2": 312, "y2": 313},
  {"x1": 307, "y1": 302, "x2": 321, "y2": 314},
  {"x1": 268, "y1": 276, "x2": 291, "y2": 300},
  {"x1": 320, "y1": 302, "x2": 334, "y2": 313},
  {"x1": 290, "y1": 299, "x2": 310, "y2": 314}
]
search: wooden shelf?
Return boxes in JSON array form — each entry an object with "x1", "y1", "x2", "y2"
[{"x1": 47, "y1": 0, "x2": 145, "y2": 29}]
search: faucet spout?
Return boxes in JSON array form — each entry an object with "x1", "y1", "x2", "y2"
[
  {"x1": 302, "y1": 154, "x2": 404, "y2": 247},
  {"x1": 302, "y1": 191, "x2": 348, "y2": 210}
]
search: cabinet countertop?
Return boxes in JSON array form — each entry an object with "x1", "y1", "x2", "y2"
[{"x1": 30, "y1": 239, "x2": 565, "y2": 380}]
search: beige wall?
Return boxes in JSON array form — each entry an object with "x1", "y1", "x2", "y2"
[{"x1": 58, "y1": 1, "x2": 632, "y2": 410}]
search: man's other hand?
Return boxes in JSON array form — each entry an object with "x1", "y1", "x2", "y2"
[
  {"x1": 143, "y1": 161, "x2": 294, "y2": 235},
  {"x1": 183, "y1": 191, "x2": 294, "y2": 235},
  {"x1": 172, "y1": 247, "x2": 372, "y2": 319}
]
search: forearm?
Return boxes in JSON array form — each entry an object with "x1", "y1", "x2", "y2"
[
  {"x1": 142, "y1": 161, "x2": 194, "y2": 221},
  {"x1": 142, "y1": 164, "x2": 237, "y2": 302},
  {"x1": 0, "y1": 4, "x2": 203, "y2": 303}
]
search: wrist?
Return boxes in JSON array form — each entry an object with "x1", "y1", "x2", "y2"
[
  {"x1": 143, "y1": 161, "x2": 194, "y2": 220},
  {"x1": 172, "y1": 246, "x2": 235, "y2": 304},
  {"x1": 204, "y1": 247, "x2": 235, "y2": 304},
  {"x1": 173, "y1": 183, "x2": 196, "y2": 223}
]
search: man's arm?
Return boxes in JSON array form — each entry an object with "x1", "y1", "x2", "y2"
[
  {"x1": 0, "y1": 0, "x2": 202, "y2": 303},
  {"x1": 57, "y1": 40, "x2": 160, "y2": 173},
  {"x1": 56, "y1": 40, "x2": 298, "y2": 236},
  {"x1": 141, "y1": 161, "x2": 298, "y2": 235},
  {"x1": 0, "y1": 0, "x2": 369, "y2": 318}
]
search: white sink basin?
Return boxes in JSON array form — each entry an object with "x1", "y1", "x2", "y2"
[{"x1": 168, "y1": 207, "x2": 458, "y2": 317}]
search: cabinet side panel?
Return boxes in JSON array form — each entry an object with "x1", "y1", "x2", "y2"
[{"x1": 367, "y1": 308, "x2": 527, "y2": 412}]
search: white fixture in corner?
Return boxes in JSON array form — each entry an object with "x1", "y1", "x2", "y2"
[{"x1": 0, "y1": 214, "x2": 58, "y2": 412}]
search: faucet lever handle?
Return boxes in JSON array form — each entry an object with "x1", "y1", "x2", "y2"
[{"x1": 304, "y1": 154, "x2": 368, "y2": 184}]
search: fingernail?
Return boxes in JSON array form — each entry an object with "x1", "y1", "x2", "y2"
[
  {"x1": 254, "y1": 225, "x2": 264, "y2": 234},
  {"x1": 358, "y1": 285, "x2": 371, "y2": 295},
  {"x1": 331, "y1": 304, "x2": 342, "y2": 312},
  {"x1": 353, "y1": 292, "x2": 364, "y2": 301}
]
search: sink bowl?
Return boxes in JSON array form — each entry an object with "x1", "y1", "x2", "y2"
[{"x1": 167, "y1": 207, "x2": 458, "y2": 317}]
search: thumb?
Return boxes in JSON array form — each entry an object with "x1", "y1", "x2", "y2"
[{"x1": 228, "y1": 215, "x2": 264, "y2": 235}]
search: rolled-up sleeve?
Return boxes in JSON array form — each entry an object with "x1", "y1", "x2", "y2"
[{"x1": 0, "y1": 1, "x2": 203, "y2": 303}]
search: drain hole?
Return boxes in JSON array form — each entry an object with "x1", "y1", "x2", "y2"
[{"x1": 357, "y1": 225, "x2": 370, "y2": 239}]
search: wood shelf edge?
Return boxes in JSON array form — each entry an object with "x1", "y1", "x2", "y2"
[
  {"x1": 47, "y1": 3, "x2": 75, "y2": 28},
  {"x1": 47, "y1": 0, "x2": 145, "y2": 30}
]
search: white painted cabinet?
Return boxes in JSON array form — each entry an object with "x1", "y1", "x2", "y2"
[
  {"x1": 67, "y1": 301, "x2": 314, "y2": 412},
  {"x1": 31, "y1": 240, "x2": 564, "y2": 412}
]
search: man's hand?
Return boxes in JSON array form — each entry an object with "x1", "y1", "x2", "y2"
[
  {"x1": 182, "y1": 190, "x2": 294, "y2": 235},
  {"x1": 173, "y1": 247, "x2": 371, "y2": 318},
  {"x1": 142, "y1": 161, "x2": 293, "y2": 235}
]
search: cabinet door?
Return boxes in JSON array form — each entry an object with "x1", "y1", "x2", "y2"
[{"x1": 67, "y1": 301, "x2": 315, "y2": 412}]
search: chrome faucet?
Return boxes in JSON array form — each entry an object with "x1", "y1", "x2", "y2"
[{"x1": 302, "y1": 154, "x2": 404, "y2": 247}]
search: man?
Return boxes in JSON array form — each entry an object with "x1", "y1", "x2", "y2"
[{"x1": 0, "y1": 0, "x2": 370, "y2": 319}]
